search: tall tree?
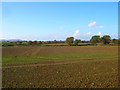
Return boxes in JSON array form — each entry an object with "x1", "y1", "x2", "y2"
[
  {"x1": 101, "y1": 35, "x2": 111, "y2": 44},
  {"x1": 66, "y1": 37, "x2": 74, "y2": 46},
  {"x1": 90, "y1": 35, "x2": 100, "y2": 44}
]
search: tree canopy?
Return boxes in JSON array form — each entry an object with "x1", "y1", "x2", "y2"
[
  {"x1": 66, "y1": 37, "x2": 74, "y2": 46},
  {"x1": 101, "y1": 35, "x2": 111, "y2": 44},
  {"x1": 90, "y1": 35, "x2": 101, "y2": 44}
]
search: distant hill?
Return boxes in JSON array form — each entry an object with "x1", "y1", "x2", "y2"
[{"x1": 0, "y1": 39, "x2": 23, "y2": 42}]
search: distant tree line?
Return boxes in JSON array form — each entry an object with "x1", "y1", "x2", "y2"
[
  {"x1": 2, "y1": 35, "x2": 119, "y2": 46},
  {"x1": 2, "y1": 40, "x2": 66, "y2": 46},
  {"x1": 66, "y1": 35, "x2": 119, "y2": 46}
]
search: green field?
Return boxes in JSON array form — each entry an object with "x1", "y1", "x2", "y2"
[{"x1": 2, "y1": 46, "x2": 118, "y2": 88}]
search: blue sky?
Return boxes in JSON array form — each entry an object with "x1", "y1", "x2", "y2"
[{"x1": 2, "y1": 2, "x2": 118, "y2": 41}]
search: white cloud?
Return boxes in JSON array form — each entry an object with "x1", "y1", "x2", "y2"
[
  {"x1": 88, "y1": 21, "x2": 97, "y2": 27},
  {"x1": 73, "y1": 30, "x2": 80, "y2": 37},
  {"x1": 98, "y1": 32, "x2": 102, "y2": 35},
  {"x1": 86, "y1": 32, "x2": 91, "y2": 35},
  {"x1": 88, "y1": 21, "x2": 104, "y2": 28}
]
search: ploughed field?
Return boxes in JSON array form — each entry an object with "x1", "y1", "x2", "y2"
[{"x1": 2, "y1": 46, "x2": 118, "y2": 88}]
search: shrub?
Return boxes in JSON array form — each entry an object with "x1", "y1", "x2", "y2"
[
  {"x1": 41, "y1": 44, "x2": 47, "y2": 46},
  {"x1": 52, "y1": 44, "x2": 58, "y2": 46},
  {"x1": 97, "y1": 43, "x2": 103, "y2": 46}
]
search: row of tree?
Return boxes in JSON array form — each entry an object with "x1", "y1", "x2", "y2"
[
  {"x1": 2, "y1": 40, "x2": 66, "y2": 46},
  {"x1": 66, "y1": 35, "x2": 119, "y2": 46},
  {"x1": 2, "y1": 35, "x2": 119, "y2": 46}
]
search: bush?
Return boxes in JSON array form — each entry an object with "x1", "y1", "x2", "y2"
[
  {"x1": 41, "y1": 44, "x2": 47, "y2": 46},
  {"x1": 97, "y1": 43, "x2": 103, "y2": 46},
  {"x1": 52, "y1": 44, "x2": 58, "y2": 46}
]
